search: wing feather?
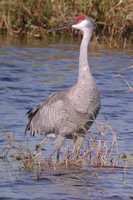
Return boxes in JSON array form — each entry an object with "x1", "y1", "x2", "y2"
[{"x1": 25, "y1": 90, "x2": 69, "y2": 135}]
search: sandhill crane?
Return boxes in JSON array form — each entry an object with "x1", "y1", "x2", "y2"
[{"x1": 25, "y1": 15, "x2": 101, "y2": 161}]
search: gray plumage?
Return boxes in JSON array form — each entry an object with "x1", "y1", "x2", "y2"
[{"x1": 25, "y1": 16, "x2": 100, "y2": 159}]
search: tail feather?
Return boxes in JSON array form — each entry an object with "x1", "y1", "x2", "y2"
[
  {"x1": 25, "y1": 121, "x2": 30, "y2": 135},
  {"x1": 27, "y1": 106, "x2": 39, "y2": 120},
  {"x1": 25, "y1": 106, "x2": 39, "y2": 135}
]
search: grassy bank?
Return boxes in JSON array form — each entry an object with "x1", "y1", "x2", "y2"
[{"x1": 0, "y1": 0, "x2": 133, "y2": 47}]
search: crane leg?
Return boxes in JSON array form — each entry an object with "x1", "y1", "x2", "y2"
[
  {"x1": 55, "y1": 135, "x2": 65, "y2": 162},
  {"x1": 72, "y1": 136, "x2": 83, "y2": 159}
]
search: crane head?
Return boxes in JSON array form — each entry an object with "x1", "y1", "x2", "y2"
[
  {"x1": 49, "y1": 15, "x2": 95, "y2": 32},
  {"x1": 72, "y1": 15, "x2": 95, "y2": 31}
]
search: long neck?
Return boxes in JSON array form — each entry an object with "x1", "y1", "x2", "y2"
[{"x1": 78, "y1": 29, "x2": 93, "y2": 83}]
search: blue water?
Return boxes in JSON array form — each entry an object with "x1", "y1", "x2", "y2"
[{"x1": 0, "y1": 40, "x2": 133, "y2": 199}]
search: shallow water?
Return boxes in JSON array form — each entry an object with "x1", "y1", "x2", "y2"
[{"x1": 0, "y1": 39, "x2": 133, "y2": 199}]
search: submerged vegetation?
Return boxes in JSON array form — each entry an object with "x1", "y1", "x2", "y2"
[{"x1": 0, "y1": 0, "x2": 133, "y2": 47}]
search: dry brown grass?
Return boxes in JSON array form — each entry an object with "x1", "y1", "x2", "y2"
[
  {"x1": 1, "y1": 119, "x2": 133, "y2": 182},
  {"x1": 0, "y1": 120, "x2": 123, "y2": 180},
  {"x1": 0, "y1": 0, "x2": 133, "y2": 47}
]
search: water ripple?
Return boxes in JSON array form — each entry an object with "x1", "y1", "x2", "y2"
[{"x1": 0, "y1": 44, "x2": 133, "y2": 200}]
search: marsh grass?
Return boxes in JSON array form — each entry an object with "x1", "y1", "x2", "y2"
[
  {"x1": 1, "y1": 120, "x2": 129, "y2": 180},
  {"x1": 0, "y1": 0, "x2": 133, "y2": 47},
  {"x1": 114, "y1": 65, "x2": 133, "y2": 92}
]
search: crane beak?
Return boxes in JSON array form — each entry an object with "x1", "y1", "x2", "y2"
[{"x1": 48, "y1": 21, "x2": 74, "y2": 32}]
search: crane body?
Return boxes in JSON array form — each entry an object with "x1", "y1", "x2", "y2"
[{"x1": 25, "y1": 15, "x2": 101, "y2": 160}]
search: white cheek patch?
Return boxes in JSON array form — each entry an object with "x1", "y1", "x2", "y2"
[{"x1": 72, "y1": 19, "x2": 88, "y2": 29}]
